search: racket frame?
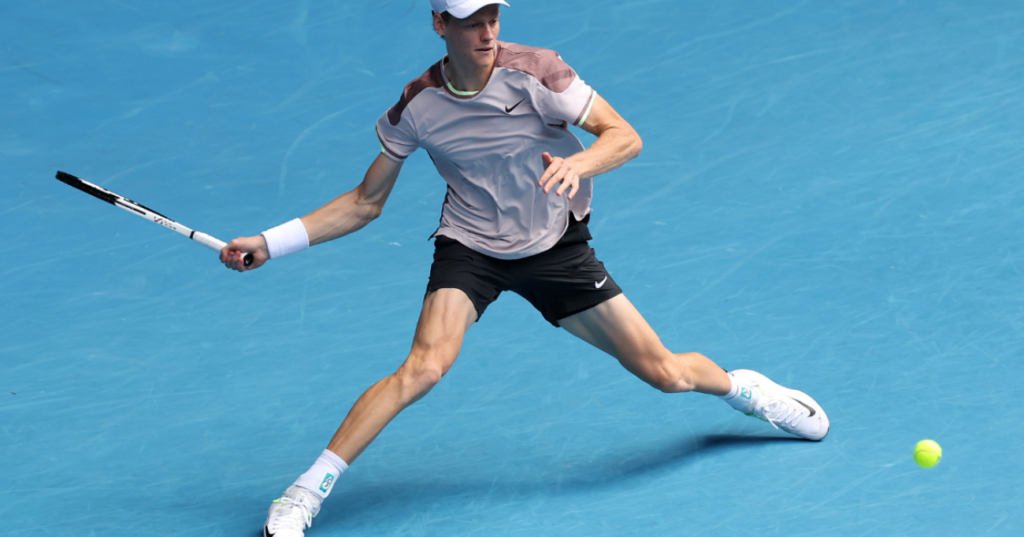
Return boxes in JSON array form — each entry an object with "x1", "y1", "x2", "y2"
[{"x1": 55, "y1": 171, "x2": 252, "y2": 266}]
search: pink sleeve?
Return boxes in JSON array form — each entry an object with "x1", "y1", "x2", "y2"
[
  {"x1": 375, "y1": 111, "x2": 418, "y2": 162},
  {"x1": 525, "y1": 55, "x2": 596, "y2": 127}
]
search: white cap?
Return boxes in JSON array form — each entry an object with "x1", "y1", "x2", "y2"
[{"x1": 431, "y1": 0, "x2": 509, "y2": 19}]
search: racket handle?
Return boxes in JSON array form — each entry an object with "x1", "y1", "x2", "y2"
[{"x1": 192, "y1": 231, "x2": 254, "y2": 267}]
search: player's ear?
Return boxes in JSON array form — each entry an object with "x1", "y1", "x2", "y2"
[{"x1": 432, "y1": 11, "x2": 446, "y2": 40}]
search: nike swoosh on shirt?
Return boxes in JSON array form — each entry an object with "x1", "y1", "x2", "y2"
[
  {"x1": 505, "y1": 98, "x2": 525, "y2": 113},
  {"x1": 595, "y1": 276, "x2": 608, "y2": 289}
]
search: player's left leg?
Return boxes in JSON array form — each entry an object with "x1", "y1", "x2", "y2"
[
  {"x1": 558, "y1": 294, "x2": 730, "y2": 395},
  {"x1": 558, "y1": 294, "x2": 829, "y2": 440}
]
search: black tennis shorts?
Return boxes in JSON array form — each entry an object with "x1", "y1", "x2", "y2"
[{"x1": 425, "y1": 215, "x2": 623, "y2": 326}]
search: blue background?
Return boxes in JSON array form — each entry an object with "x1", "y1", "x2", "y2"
[{"x1": 2, "y1": 0, "x2": 1022, "y2": 535}]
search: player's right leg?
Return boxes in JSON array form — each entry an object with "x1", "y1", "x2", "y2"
[
  {"x1": 263, "y1": 288, "x2": 477, "y2": 537},
  {"x1": 325, "y1": 287, "x2": 477, "y2": 462}
]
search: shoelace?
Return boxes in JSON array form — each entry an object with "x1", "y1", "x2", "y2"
[
  {"x1": 758, "y1": 397, "x2": 804, "y2": 431},
  {"x1": 267, "y1": 495, "x2": 314, "y2": 532}
]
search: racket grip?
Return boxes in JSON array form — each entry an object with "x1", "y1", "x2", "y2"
[{"x1": 192, "y1": 231, "x2": 253, "y2": 266}]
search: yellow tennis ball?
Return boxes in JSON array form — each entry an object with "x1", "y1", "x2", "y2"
[{"x1": 914, "y1": 439, "x2": 942, "y2": 468}]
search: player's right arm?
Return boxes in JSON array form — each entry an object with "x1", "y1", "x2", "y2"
[{"x1": 220, "y1": 153, "x2": 403, "y2": 272}]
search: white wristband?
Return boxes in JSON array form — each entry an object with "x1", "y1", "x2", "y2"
[{"x1": 261, "y1": 218, "x2": 309, "y2": 259}]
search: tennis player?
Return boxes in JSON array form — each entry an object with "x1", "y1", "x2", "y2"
[{"x1": 222, "y1": 2, "x2": 830, "y2": 535}]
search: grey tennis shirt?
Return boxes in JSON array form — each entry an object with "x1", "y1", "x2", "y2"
[{"x1": 375, "y1": 41, "x2": 597, "y2": 260}]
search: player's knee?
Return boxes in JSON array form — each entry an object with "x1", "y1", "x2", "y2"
[
  {"x1": 415, "y1": 360, "x2": 445, "y2": 389},
  {"x1": 396, "y1": 353, "x2": 447, "y2": 402},
  {"x1": 398, "y1": 361, "x2": 443, "y2": 396}
]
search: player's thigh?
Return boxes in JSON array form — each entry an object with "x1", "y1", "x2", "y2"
[
  {"x1": 406, "y1": 287, "x2": 478, "y2": 375},
  {"x1": 559, "y1": 294, "x2": 672, "y2": 372}
]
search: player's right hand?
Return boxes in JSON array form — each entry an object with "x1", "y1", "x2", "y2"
[{"x1": 220, "y1": 235, "x2": 270, "y2": 272}]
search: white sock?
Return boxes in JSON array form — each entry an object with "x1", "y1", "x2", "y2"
[
  {"x1": 293, "y1": 449, "x2": 348, "y2": 500},
  {"x1": 719, "y1": 371, "x2": 739, "y2": 400}
]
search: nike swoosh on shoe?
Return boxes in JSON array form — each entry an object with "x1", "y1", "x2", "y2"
[{"x1": 792, "y1": 398, "x2": 816, "y2": 417}]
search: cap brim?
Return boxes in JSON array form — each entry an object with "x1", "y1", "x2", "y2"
[{"x1": 447, "y1": 0, "x2": 510, "y2": 19}]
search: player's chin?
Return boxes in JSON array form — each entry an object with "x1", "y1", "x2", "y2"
[{"x1": 472, "y1": 52, "x2": 494, "y2": 66}]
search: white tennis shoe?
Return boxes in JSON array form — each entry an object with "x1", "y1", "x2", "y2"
[
  {"x1": 724, "y1": 369, "x2": 830, "y2": 441},
  {"x1": 263, "y1": 486, "x2": 321, "y2": 537}
]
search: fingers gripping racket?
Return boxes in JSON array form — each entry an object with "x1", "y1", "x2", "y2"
[{"x1": 55, "y1": 171, "x2": 252, "y2": 266}]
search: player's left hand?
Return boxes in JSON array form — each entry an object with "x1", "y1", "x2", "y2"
[{"x1": 540, "y1": 152, "x2": 580, "y2": 199}]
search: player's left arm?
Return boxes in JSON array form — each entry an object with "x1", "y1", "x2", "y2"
[{"x1": 539, "y1": 94, "x2": 643, "y2": 199}]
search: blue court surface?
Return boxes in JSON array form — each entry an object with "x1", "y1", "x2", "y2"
[{"x1": 2, "y1": 1, "x2": 1022, "y2": 535}]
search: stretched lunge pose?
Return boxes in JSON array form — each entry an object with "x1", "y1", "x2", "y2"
[{"x1": 222, "y1": 2, "x2": 830, "y2": 535}]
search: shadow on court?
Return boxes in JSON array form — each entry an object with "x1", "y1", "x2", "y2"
[{"x1": 316, "y1": 433, "x2": 803, "y2": 529}]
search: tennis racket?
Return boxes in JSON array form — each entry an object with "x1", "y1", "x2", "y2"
[{"x1": 55, "y1": 171, "x2": 252, "y2": 266}]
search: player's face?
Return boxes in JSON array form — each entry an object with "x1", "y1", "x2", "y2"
[{"x1": 438, "y1": 5, "x2": 501, "y2": 69}]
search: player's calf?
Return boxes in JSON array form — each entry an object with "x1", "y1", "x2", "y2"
[
  {"x1": 646, "y1": 357, "x2": 697, "y2": 393},
  {"x1": 631, "y1": 351, "x2": 727, "y2": 394}
]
